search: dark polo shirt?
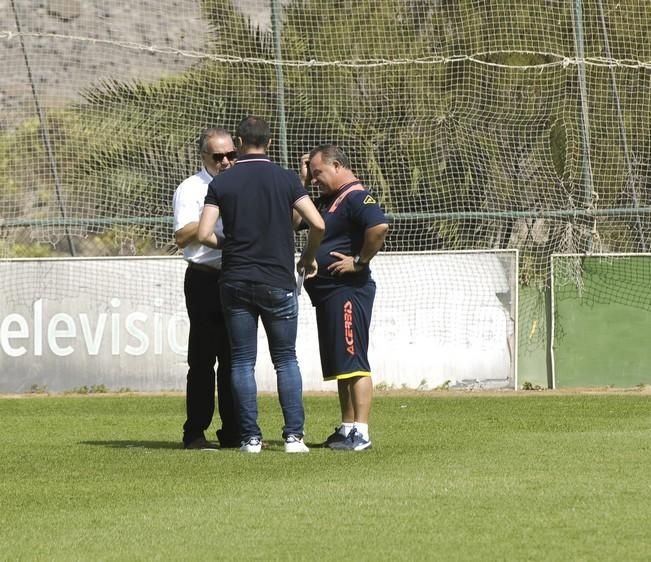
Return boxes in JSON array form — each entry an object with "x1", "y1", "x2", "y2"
[
  {"x1": 304, "y1": 181, "x2": 387, "y2": 305},
  {"x1": 205, "y1": 153, "x2": 308, "y2": 290}
]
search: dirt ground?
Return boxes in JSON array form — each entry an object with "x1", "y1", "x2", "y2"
[{"x1": 2, "y1": 385, "x2": 650, "y2": 399}]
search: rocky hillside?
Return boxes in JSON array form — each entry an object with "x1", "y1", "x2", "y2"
[{"x1": 0, "y1": 0, "x2": 278, "y2": 131}]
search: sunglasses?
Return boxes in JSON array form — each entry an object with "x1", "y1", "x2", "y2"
[{"x1": 209, "y1": 151, "x2": 237, "y2": 163}]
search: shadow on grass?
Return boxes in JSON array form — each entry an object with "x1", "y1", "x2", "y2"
[
  {"x1": 80, "y1": 440, "x2": 181, "y2": 450},
  {"x1": 81, "y1": 439, "x2": 329, "y2": 451},
  {"x1": 264, "y1": 439, "x2": 329, "y2": 449}
]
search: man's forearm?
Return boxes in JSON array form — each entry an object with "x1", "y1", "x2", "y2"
[
  {"x1": 174, "y1": 222, "x2": 198, "y2": 248},
  {"x1": 302, "y1": 227, "x2": 324, "y2": 263},
  {"x1": 197, "y1": 204, "x2": 221, "y2": 248},
  {"x1": 294, "y1": 196, "x2": 325, "y2": 262},
  {"x1": 199, "y1": 232, "x2": 221, "y2": 249},
  {"x1": 358, "y1": 224, "x2": 389, "y2": 263}
]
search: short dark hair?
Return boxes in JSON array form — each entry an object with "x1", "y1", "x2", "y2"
[
  {"x1": 197, "y1": 127, "x2": 231, "y2": 153},
  {"x1": 309, "y1": 144, "x2": 351, "y2": 169},
  {"x1": 236, "y1": 116, "x2": 271, "y2": 148}
]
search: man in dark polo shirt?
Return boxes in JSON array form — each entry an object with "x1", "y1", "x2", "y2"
[
  {"x1": 300, "y1": 144, "x2": 389, "y2": 451},
  {"x1": 197, "y1": 116, "x2": 325, "y2": 454}
]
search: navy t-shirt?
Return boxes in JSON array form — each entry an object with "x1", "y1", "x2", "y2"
[
  {"x1": 304, "y1": 181, "x2": 387, "y2": 305},
  {"x1": 204, "y1": 154, "x2": 308, "y2": 289}
]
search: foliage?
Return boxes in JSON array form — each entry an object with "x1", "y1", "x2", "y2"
[
  {"x1": 0, "y1": 118, "x2": 57, "y2": 223},
  {"x1": 521, "y1": 380, "x2": 545, "y2": 391},
  {"x1": 0, "y1": 241, "x2": 59, "y2": 258},
  {"x1": 64, "y1": 384, "x2": 109, "y2": 394},
  {"x1": 27, "y1": 384, "x2": 48, "y2": 394}
]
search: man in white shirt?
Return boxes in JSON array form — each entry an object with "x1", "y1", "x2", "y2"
[{"x1": 173, "y1": 128, "x2": 238, "y2": 450}]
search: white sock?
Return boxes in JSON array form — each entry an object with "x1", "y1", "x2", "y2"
[
  {"x1": 353, "y1": 422, "x2": 369, "y2": 441},
  {"x1": 340, "y1": 422, "x2": 354, "y2": 436}
]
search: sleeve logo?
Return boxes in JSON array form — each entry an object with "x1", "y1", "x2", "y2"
[{"x1": 363, "y1": 195, "x2": 376, "y2": 205}]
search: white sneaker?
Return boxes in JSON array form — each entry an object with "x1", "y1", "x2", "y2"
[
  {"x1": 284, "y1": 434, "x2": 309, "y2": 453},
  {"x1": 240, "y1": 437, "x2": 262, "y2": 453}
]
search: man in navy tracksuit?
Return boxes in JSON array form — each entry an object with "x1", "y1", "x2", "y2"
[{"x1": 301, "y1": 144, "x2": 389, "y2": 451}]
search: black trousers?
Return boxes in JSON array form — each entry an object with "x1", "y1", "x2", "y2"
[{"x1": 182, "y1": 265, "x2": 238, "y2": 445}]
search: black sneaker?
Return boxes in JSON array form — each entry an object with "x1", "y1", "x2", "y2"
[
  {"x1": 330, "y1": 427, "x2": 372, "y2": 451},
  {"x1": 322, "y1": 426, "x2": 348, "y2": 448},
  {"x1": 183, "y1": 437, "x2": 220, "y2": 451},
  {"x1": 216, "y1": 429, "x2": 240, "y2": 449}
]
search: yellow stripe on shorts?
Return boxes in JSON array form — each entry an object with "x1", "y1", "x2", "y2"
[{"x1": 324, "y1": 370, "x2": 372, "y2": 381}]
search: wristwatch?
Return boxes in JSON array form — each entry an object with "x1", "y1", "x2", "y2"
[{"x1": 353, "y1": 255, "x2": 368, "y2": 267}]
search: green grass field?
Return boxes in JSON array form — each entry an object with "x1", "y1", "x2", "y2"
[{"x1": 2, "y1": 392, "x2": 650, "y2": 561}]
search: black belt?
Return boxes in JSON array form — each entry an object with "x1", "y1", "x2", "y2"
[{"x1": 187, "y1": 262, "x2": 221, "y2": 274}]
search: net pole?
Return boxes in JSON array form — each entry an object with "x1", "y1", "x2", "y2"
[
  {"x1": 596, "y1": 0, "x2": 647, "y2": 252},
  {"x1": 271, "y1": 0, "x2": 288, "y2": 168},
  {"x1": 10, "y1": 0, "x2": 76, "y2": 257},
  {"x1": 547, "y1": 257, "x2": 556, "y2": 389},
  {"x1": 572, "y1": 0, "x2": 595, "y2": 253}
]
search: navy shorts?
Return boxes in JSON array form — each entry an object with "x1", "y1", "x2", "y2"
[{"x1": 314, "y1": 280, "x2": 376, "y2": 381}]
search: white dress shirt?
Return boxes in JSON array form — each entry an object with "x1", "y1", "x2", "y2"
[{"x1": 172, "y1": 168, "x2": 223, "y2": 269}]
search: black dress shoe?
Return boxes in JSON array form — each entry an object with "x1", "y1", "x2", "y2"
[{"x1": 183, "y1": 437, "x2": 219, "y2": 451}]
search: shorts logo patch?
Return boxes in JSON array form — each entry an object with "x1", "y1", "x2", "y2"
[
  {"x1": 363, "y1": 195, "x2": 376, "y2": 205},
  {"x1": 343, "y1": 300, "x2": 355, "y2": 355}
]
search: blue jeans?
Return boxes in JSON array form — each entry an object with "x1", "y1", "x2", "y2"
[{"x1": 220, "y1": 280, "x2": 305, "y2": 441}]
